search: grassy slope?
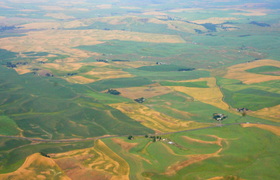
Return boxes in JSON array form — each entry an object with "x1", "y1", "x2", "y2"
[
  {"x1": 103, "y1": 125, "x2": 280, "y2": 180},
  {"x1": 217, "y1": 77, "x2": 280, "y2": 110},
  {"x1": 246, "y1": 66, "x2": 280, "y2": 76},
  {"x1": 159, "y1": 81, "x2": 209, "y2": 88},
  {"x1": 146, "y1": 92, "x2": 275, "y2": 125},
  {"x1": 0, "y1": 66, "x2": 154, "y2": 139}
]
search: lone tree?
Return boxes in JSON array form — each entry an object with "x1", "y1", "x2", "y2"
[{"x1": 128, "y1": 135, "x2": 134, "y2": 140}]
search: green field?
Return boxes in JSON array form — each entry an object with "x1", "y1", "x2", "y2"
[
  {"x1": 125, "y1": 68, "x2": 210, "y2": 81},
  {"x1": 102, "y1": 124, "x2": 280, "y2": 180},
  {"x1": 146, "y1": 92, "x2": 275, "y2": 125},
  {"x1": 0, "y1": 138, "x2": 94, "y2": 173},
  {"x1": 0, "y1": 116, "x2": 20, "y2": 136},
  {"x1": 217, "y1": 78, "x2": 280, "y2": 110},
  {"x1": 0, "y1": 66, "x2": 154, "y2": 139},
  {"x1": 159, "y1": 81, "x2": 209, "y2": 88},
  {"x1": 0, "y1": 0, "x2": 279, "y2": 179},
  {"x1": 246, "y1": 66, "x2": 280, "y2": 76}
]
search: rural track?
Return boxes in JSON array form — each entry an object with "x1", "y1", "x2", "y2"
[{"x1": 1, "y1": 122, "x2": 279, "y2": 143}]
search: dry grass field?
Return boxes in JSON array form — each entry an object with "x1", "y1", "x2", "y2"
[
  {"x1": 0, "y1": 153, "x2": 69, "y2": 180},
  {"x1": 191, "y1": 17, "x2": 239, "y2": 24},
  {"x1": 224, "y1": 59, "x2": 280, "y2": 84},
  {"x1": 170, "y1": 77, "x2": 230, "y2": 111},
  {"x1": 51, "y1": 140, "x2": 129, "y2": 180},
  {"x1": 116, "y1": 85, "x2": 173, "y2": 99},
  {"x1": 110, "y1": 102, "x2": 208, "y2": 133},
  {"x1": 241, "y1": 123, "x2": 280, "y2": 136},
  {"x1": 250, "y1": 105, "x2": 280, "y2": 122},
  {"x1": 0, "y1": 29, "x2": 185, "y2": 56}
]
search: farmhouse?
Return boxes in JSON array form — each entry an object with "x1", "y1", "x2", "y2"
[{"x1": 213, "y1": 113, "x2": 227, "y2": 121}]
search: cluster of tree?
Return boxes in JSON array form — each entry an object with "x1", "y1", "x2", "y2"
[
  {"x1": 40, "y1": 152, "x2": 50, "y2": 158},
  {"x1": 67, "y1": 73, "x2": 78, "y2": 76},
  {"x1": 250, "y1": 21, "x2": 270, "y2": 27},
  {"x1": 107, "y1": 89, "x2": 121, "y2": 95},
  {"x1": 45, "y1": 73, "x2": 54, "y2": 77},
  {"x1": 237, "y1": 108, "x2": 249, "y2": 112},
  {"x1": 145, "y1": 135, "x2": 162, "y2": 142},
  {"x1": 6, "y1": 61, "x2": 29, "y2": 68},
  {"x1": 112, "y1": 59, "x2": 130, "y2": 62},
  {"x1": 134, "y1": 97, "x2": 145, "y2": 103},
  {"x1": 32, "y1": 68, "x2": 40, "y2": 71},
  {"x1": 96, "y1": 59, "x2": 109, "y2": 63},
  {"x1": 178, "y1": 68, "x2": 195, "y2": 71},
  {"x1": 6, "y1": 62, "x2": 17, "y2": 68},
  {"x1": 0, "y1": 25, "x2": 18, "y2": 31}
]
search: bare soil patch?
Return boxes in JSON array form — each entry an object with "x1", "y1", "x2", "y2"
[{"x1": 112, "y1": 138, "x2": 138, "y2": 152}]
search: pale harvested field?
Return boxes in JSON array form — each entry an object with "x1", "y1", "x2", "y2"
[
  {"x1": 21, "y1": 20, "x2": 87, "y2": 29},
  {"x1": 39, "y1": 5, "x2": 65, "y2": 11},
  {"x1": 241, "y1": 123, "x2": 280, "y2": 136},
  {"x1": 45, "y1": 13, "x2": 74, "y2": 20},
  {"x1": 96, "y1": 4, "x2": 112, "y2": 9},
  {"x1": 170, "y1": 77, "x2": 230, "y2": 111},
  {"x1": 224, "y1": 59, "x2": 280, "y2": 84},
  {"x1": 116, "y1": 85, "x2": 173, "y2": 99},
  {"x1": 251, "y1": 105, "x2": 280, "y2": 122},
  {"x1": 110, "y1": 102, "x2": 208, "y2": 133},
  {"x1": 208, "y1": 176, "x2": 246, "y2": 180},
  {"x1": 65, "y1": 76, "x2": 96, "y2": 84},
  {"x1": 0, "y1": 29, "x2": 185, "y2": 56},
  {"x1": 52, "y1": 140, "x2": 129, "y2": 180},
  {"x1": 142, "y1": 11, "x2": 168, "y2": 16},
  {"x1": 112, "y1": 61, "x2": 155, "y2": 68},
  {"x1": 191, "y1": 17, "x2": 239, "y2": 24},
  {"x1": 85, "y1": 69, "x2": 133, "y2": 80},
  {"x1": 43, "y1": 62, "x2": 84, "y2": 71},
  {"x1": 14, "y1": 66, "x2": 32, "y2": 75},
  {"x1": 43, "y1": 62, "x2": 133, "y2": 84},
  {"x1": 0, "y1": 153, "x2": 70, "y2": 180},
  {"x1": 120, "y1": 6, "x2": 141, "y2": 10},
  {"x1": 230, "y1": 8, "x2": 268, "y2": 16},
  {"x1": 167, "y1": 8, "x2": 204, "y2": 12},
  {"x1": 44, "y1": 62, "x2": 108, "y2": 71}
]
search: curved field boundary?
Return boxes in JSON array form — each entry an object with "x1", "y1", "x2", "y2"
[
  {"x1": 1, "y1": 123, "x2": 279, "y2": 143},
  {"x1": 224, "y1": 59, "x2": 280, "y2": 84}
]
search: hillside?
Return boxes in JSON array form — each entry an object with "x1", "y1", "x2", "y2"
[{"x1": 0, "y1": 0, "x2": 279, "y2": 179}]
